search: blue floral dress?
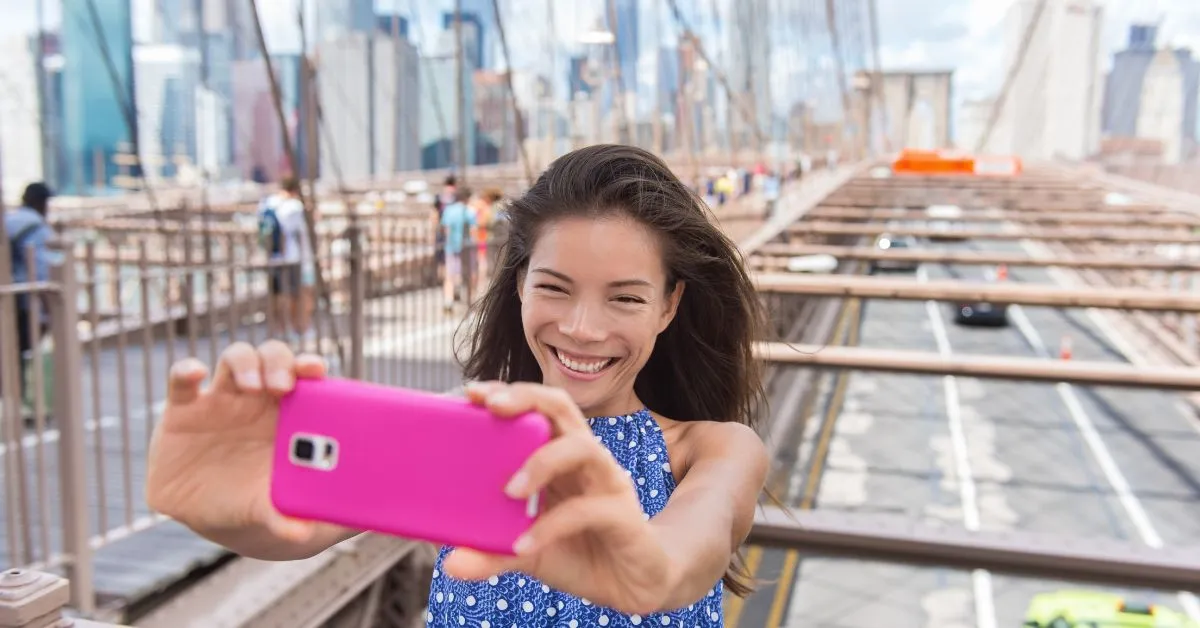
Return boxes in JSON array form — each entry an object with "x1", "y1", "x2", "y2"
[{"x1": 425, "y1": 408, "x2": 725, "y2": 627}]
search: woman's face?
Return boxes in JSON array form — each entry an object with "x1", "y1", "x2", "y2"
[{"x1": 518, "y1": 215, "x2": 683, "y2": 417}]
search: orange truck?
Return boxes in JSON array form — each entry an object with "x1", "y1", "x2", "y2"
[{"x1": 891, "y1": 148, "x2": 1022, "y2": 176}]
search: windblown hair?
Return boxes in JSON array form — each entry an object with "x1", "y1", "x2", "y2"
[{"x1": 459, "y1": 144, "x2": 767, "y2": 596}]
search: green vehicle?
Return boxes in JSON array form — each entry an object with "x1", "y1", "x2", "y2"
[{"x1": 1024, "y1": 590, "x2": 1200, "y2": 627}]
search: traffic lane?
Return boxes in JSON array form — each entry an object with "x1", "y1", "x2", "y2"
[
  {"x1": 772, "y1": 290, "x2": 967, "y2": 626},
  {"x1": 925, "y1": 242, "x2": 1197, "y2": 624},
  {"x1": 788, "y1": 559, "x2": 974, "y2": 627},
  {"x1": 964, "y1": 238, "x2": 1200, "y2": 546}
]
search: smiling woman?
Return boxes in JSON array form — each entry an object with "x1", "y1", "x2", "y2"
[
  {"x1": 438, "y1": 143, "x2": 770, "y2": 625},
  {"x1": 146, "y1": 144, "x2": 770, "y2": 628}
]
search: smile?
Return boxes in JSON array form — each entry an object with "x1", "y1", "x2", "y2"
[{"x1": 552, "y1": 346, "x2": 617, "y2": 376}]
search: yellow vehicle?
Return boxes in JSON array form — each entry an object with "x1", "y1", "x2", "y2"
[{"x1": 1024, "y1": 591, "x2": 1200, "y2": 627}]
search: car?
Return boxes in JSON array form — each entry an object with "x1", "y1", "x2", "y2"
[
  {"x1": 954, "y1": 300, "x2": 1008, "y2": 326},
  {"x1": 952, "y1": 266, "x2": 1008, "y2": 327},
  {"x1": 925, "y1": 204, "x2": 968, "y2": 242},
  {"x1": 785, "y1": 253, "x2": 839, "y2": 274},
  {"x1": 1024, "y1": 590, "x2": 1200, "y2": 628},
  {"x1": 868, "y1": 234, "x2": 919, "y2": 273}
]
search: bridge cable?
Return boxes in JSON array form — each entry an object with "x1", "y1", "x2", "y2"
[
  {"x1": 490, "y1": 0, "x2": 536, "y2": 185},
  {"x1": 604, "y1": 0, "x2": 634, "y2": 146},
  {"x1": 822, "y1": 0, "x2": 853, "y2": 156},
  {"x1": 664, "y1": 0, "x2": 768, "y2": 156},
  {"x1": 248, "y1": 0, "x2": 347, "y2": 368},
  {"x1": 864, "y1": 0, "x2": 891, "y2": 153},
  {"x1": 76, "y1": 0, "x2": 167, "y2": 233}
]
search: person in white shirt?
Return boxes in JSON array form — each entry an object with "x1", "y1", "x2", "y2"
[{"x1": 265, "y1": 177, "x2": 316, "y2": 343}]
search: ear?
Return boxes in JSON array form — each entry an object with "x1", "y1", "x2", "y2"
[
  {"x1": 657, "y1": 281, "x2": 685, "y2": 334},
  {"x1": 516, "y1": 267, "x2": 528, "y2": 303}
]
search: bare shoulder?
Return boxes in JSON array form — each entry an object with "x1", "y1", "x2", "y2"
[
  {"x1": 688, "y1": 421, "x2": 767, "y2": 465},
  {"x1": 659, "y1": 417, "x2": 768, "y2": 479}
]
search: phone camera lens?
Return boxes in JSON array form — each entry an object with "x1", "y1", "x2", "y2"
[{"x1": 293, "y1": 437, "x2": 315, "y2": 461}]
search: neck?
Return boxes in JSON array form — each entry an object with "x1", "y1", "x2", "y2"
[{"x1": 581, "y1": 390, "x2": 646, "y2": 419}]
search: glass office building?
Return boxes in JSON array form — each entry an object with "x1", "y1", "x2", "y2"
[{"x1": 61, "y1": 0, "x2": 135, "y2": 194}]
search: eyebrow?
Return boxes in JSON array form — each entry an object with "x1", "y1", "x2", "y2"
[{"x1": 531, "y1": 267, "x2": 654, "y2": 289}]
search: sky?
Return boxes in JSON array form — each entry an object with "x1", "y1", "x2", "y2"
[{"x1": 4, "y1": 0, "x2": 1200, "y2": 106}]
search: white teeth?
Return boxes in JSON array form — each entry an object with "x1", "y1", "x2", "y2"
[{"x1": 555, "y1": 349, "x2": 612, "y2": 374}]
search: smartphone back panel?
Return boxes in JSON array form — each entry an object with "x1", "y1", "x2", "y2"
[{"x1": 271, "y1": 378, "x2": 552, "y2": 555}]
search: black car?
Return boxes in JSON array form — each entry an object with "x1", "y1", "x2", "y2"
[
  {"x1": 868, "y1": 234, "x2": 919, "y2": 273},
  {"x1": 953, "y1": 300, "x2": 1008, "y2": 326}
]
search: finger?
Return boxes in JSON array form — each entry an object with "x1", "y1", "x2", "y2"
[
  {"x1": 511, "y1": 494, "x2": 630, "y2": 557},
  {"x1": 463, "y1": 380, "x2": 505, "y2": 405},
  {"x1": 210, "y1": 342, "x2": 264, "y2": 394},
  {"x1": 505, "y1": 434, "x2": 617, "y2": 498},
  {"x1": 294, "y1": 353, "x2": 327, "y2": 380},
  {"x1": 485, "y1": 384, "x2": 588, "y2": 435},
  {"x1": 258, "y1": 340, "x2": 298, "y2": 394},
  {"x1": 441, "y1": 547, "x2": 522, "y2": 582},
  {"x1": 166, "y1": 358, "x2": 209, "y2": 405}
]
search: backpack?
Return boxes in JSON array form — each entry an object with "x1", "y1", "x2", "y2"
[
  {"x1": 9, "y1": 221, "x2": 43, "y2": 312},
  {"x1": 257, "y1": 197, "x2": 283, "y2": 256}
]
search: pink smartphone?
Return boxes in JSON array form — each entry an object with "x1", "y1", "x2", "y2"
[{"x1": 270, "y1": 378, "x2": 552, "y2": 555}]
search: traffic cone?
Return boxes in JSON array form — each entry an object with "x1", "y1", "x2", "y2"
[
  {"x1": 1059, "y1": 335, "x2": 1072, "y2": 360},
  {"x1": 996, "y1": 264, "x2": 1008, "y2": 281}
]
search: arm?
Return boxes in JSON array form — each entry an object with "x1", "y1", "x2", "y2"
[
  {"x1": 650, "y1": 421, "x2": 768, "y2": 611},
  {"x1": 207, "y1": 521, "x2": 363, "y2": 561},
  {"x1": 31, "y1": 225, "x2": 62, "y2": 282}
]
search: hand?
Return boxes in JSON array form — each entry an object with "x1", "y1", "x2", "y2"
[
  {"x1": 442, "y1": 382, "x2": 673, "y2": 615},
  {"x1": 146, "y1": 341, "x2": 343, "y2": 556}
]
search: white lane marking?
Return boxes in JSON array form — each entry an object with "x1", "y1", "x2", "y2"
[
  {"x1": 1007, "y1": 302, "x2": 1200, "y2": 619},
  {"x1": 919, "y1": 266, "x2": 998, "y2": 628},
  {"x1": 1020, "y1": 239, "x2": 1200, "y2": 440}
]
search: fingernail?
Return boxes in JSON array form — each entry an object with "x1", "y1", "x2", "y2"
[
  {"x1": 238, "y1": 370, "x2": 262, "y2": 389},
  {"x1": 505, "y1": 471, "x2": 528, "y2": 497},
  {"x1": 491, "y1": 391, "x2": 512, "y2": 406},
  {"x1": 268, "y1": 370, "x2": 292, "y2": 390},
  {"x1": 512, "y1": 533, "x2": 533, "y2": 555}
]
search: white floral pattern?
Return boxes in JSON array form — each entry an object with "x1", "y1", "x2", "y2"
[{"x1": 425, "y1": 408, "x2": 725, "y2": 627}]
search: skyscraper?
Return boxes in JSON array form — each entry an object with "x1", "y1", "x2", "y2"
[
  {"x1": 317, "y1": 0, "x2": 374, "y2": 42},
  {"x1": 448, "y1": 0, "x2": 496, "y2": 70},
  {"x1": 61, "y1": 0, "x2": 136, "y2": 194},
  {"x1": 613, "y1": 0, "x2": 639, "y2": 94},
  {"x1": 442, "y1": 11, "x2": 485, "y2": 72},
  {"x1": 1101, "y1": 23, "x2": 1199, "y2": 161}
]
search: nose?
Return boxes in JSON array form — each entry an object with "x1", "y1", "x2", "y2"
[{"x1": 559, "y1": 301, "x2": 607, "y2": 344}]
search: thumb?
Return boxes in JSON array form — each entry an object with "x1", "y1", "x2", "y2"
[{"x1": 442, "y1": 548, "x2": 522, "y2": 581}]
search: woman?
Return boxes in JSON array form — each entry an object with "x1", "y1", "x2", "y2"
[
  {"x1": 146, "y1": 145, "x2": 770, "y2": 626},
  {"x1": 470, "y1": 188, "x2": 503, "y2": 294}
]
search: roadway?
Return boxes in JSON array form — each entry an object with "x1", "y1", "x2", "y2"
[{"x1": 735, "y1": 231, "x2": 1200, "y2": 626}]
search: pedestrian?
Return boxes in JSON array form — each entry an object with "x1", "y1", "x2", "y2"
[
  {"x1": 441, "y1": 187, "x2": 476, "y2": 312},
  {"x1": 3, "y1": 182, "x2": 60, "y2": 408},
  {"x1": 147, "y1": 145, "x2": 770, "y2": 627}
]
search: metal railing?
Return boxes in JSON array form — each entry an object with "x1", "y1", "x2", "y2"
[{"x1": 0, "y1": 213, "x2": 466, "y2": 614}]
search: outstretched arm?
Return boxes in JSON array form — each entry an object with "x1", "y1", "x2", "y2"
[{"x1": 650, "y1": 421, "x2": 768, "y2": 610}]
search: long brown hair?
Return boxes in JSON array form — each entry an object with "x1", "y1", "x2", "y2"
[{"x1": 459, "y1": 144, "x2": 767, "y2": 596}]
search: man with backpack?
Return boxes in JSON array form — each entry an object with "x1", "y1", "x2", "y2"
[
  {"x1": 258, "y1": 177, "x2": 315, "y2": 344},
  {"x1": 4, "y1": 182, "x2": 60, "y2": 407}
]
